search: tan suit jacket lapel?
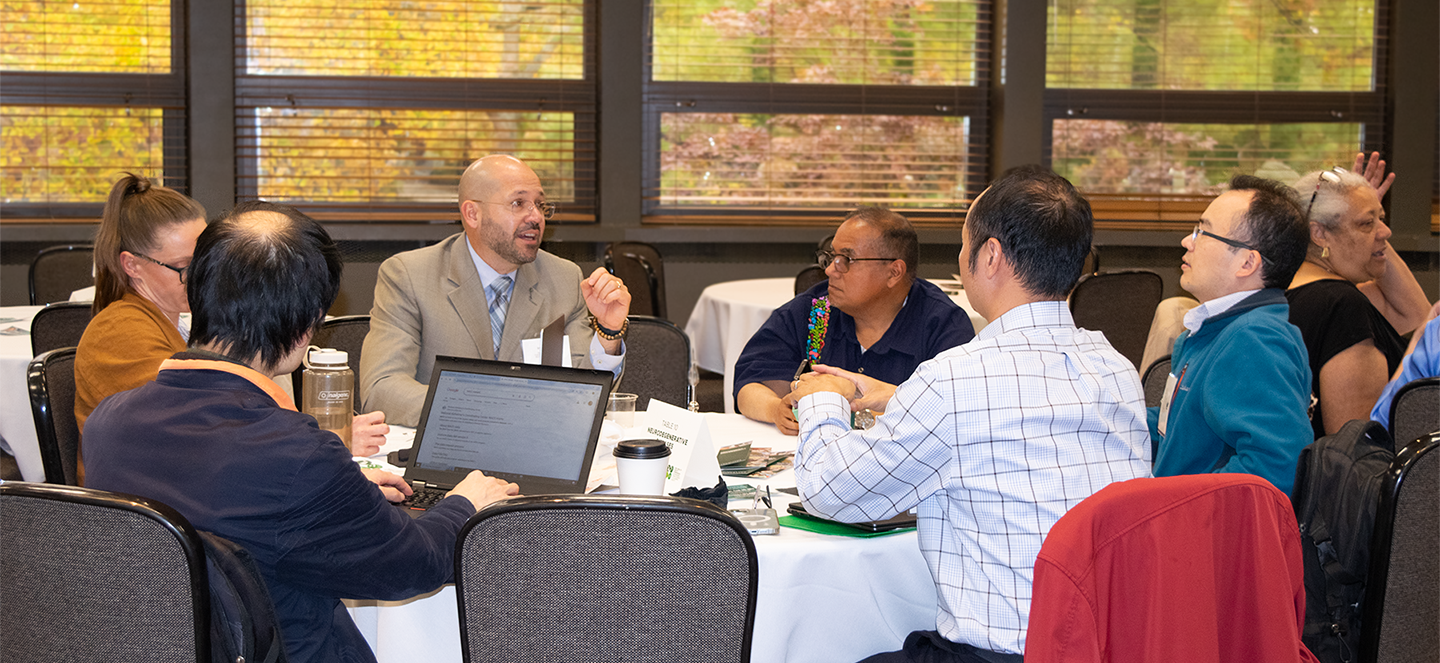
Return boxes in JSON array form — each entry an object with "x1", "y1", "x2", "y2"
[
  {"x1": 444, "y1": 237, "x2": 496, "y2": 360},
  {"x1": 498, "y1": 262, "x2": 542, "y2": 359}
]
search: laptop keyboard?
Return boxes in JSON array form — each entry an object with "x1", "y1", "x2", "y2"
[{"x1": 398, "y1": 486, "x2": 448, "y2": 512}]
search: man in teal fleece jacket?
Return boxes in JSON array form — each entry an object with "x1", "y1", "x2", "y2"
[{"x1": 1150, "y1": 175, "x2": 1314, "y2": 496}]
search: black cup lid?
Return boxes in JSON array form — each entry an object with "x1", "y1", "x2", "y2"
[{"x1": 613, "y1": 438, "x2": 672, "y2": 460}]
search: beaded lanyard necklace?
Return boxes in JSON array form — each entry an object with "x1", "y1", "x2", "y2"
[{"x1": 806, "y1": 295, "x2": 830, "y2": 361}]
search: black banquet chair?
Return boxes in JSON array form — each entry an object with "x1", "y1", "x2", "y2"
[
  {"x1": 1069, "y1": 270, "x2": 1165, "y2": 371},
  {"x1": 291, "y1": 315, "x2": 370, "y2": 401},
  {"x1": 30, "y1": 301, "x2": 94, "y2": 356},
  {"x1": 1387, "y1": 377, "x2": 1439, "y2": 452},
  {"x1": 618, "y1": 315, "x2": 693, "y2": 410},
  {"x1": 27, "y1": 347, "x2": 80, "y2": 485},
  {"x1": 1141, "y1": 355, "x2": 1172, "y2": 409},
  {"x1": 605, "y1": 242, "x2": 667, "y2": 319},
  {"x1": 456, "y1": 494, "x2": 759, "y2": 663},
  {"x1": 29, "y1": 244, "x2": 95, "y2": 306},
  {"x1": 1359, "y1": 431, "x2": 1440, "y2": 663},
  {"x1": 0, "y1": 481, "x2": 210, "y2": 663}
]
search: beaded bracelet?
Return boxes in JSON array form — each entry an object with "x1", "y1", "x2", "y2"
[{"x1": 589, "y1": 315, "x2": 628, "y2": 341}]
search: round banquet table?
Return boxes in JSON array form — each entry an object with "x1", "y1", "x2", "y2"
[
  {"x1": 0, "y1": 305, "x2": 48, "y2": 481},
  {"x1": 684, "y1": 277, "x2": 987, "y2": 413},
  {"x1": 345, "y1": 413, "x2": 938, "y2": 663}
]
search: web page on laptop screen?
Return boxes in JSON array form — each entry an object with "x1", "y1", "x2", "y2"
[{"x1": 415, "y1": 369, "x2": 603, "y2": 480}]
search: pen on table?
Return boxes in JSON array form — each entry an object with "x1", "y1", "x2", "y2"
[{"x1": 763, "y1": 485, "x2": 773, "y2": 509}]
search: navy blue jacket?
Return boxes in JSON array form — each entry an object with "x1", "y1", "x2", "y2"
[
  {"x1": 733, "y1": 278, "x2": 975, "y2": 406},
  {"x1": 85, "y1": 352, "x2": 474, "y2": 663}
]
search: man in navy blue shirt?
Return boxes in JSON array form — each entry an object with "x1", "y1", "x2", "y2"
[
  {"x1": 85, "y1": 201, "x2": 518, "y2": 663},
  {"x1": 734, "y1": 207, "x2": 976, "y2": 434}
]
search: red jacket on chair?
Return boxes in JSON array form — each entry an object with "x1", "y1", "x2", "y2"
[{"x1": 1024, "y1": 474, "x2": 1319, "y2": 663}]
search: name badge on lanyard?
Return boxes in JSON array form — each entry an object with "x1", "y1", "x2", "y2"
[{"x1": 1156, "y1": 364, "x2": 1187, "y2": 438}]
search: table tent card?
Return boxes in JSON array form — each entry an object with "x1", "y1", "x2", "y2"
[{"x1": 643, "y1": 399, "x2": 722, "y2": 494}]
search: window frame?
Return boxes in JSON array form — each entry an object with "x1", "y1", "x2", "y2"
[
  {"x1": 640, "y1": 0, "x2": 995, "y2": 226},
  {"x1": 1041, "y1": 0, "x2": 1390, "y2": 230},
  {"x1": 0, "y1": 1, "x2": 190, "y2": 219},
  {"x1": 231, "y1": 0, "x2": 599, "y2": 223}
]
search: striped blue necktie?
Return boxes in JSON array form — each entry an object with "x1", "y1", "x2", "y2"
[{"x1": 487, "y1": 275, "x2": 513, "y2": 355}]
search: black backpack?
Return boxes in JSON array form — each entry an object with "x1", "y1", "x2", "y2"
[
  {"x1": 201, "y1": 531, "x2": 288, "y2": 663},
  {"x1": 1291, "y1": 419, "x2": 1395, "y2": 663}
]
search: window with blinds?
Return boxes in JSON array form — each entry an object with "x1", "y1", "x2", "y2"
[
  {"x1": 1045, "y1": 0, "x2": 1384, "y2": 226},
  {"x1": 0, "y1": 0, "x2": 186, "y2": 215},
  {"x1": 236, "y1": 0, "x2": 594, "y2": 221},
  {"x1": 645, "y1": 0, "x2": 989, "y2": 222}
]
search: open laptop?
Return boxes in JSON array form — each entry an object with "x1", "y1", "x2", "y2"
[{"x1": 396, "y1": 355, "x2": 613, "y2": 516}]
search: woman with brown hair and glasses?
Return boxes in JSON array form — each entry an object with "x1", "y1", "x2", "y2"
[
  {"x1": 1285, "y1": 153, "x2": 1432, "y2": 438},
  {"x1": 74, "y1": 173, "x2": 207, "y2": 482}
]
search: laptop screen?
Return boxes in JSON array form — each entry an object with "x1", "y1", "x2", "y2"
[{"x1": 414, "y1": 367, "x2": 606, "y2": 481}]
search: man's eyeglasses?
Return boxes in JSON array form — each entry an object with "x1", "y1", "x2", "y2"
[
  {"x1": 133, "y1": 252, "x2": 188, "y2": 284},
  {"x1": 816, "y1": 250, "x2": 898, "y2": 274},
  {"x1": 1305, "y1": 167, "x2": 1345, "y2": 221},
  {"x1": 1189, "y1": 225, "x2": 1267, "y2": 263},
  {"x1": 469, "y1": 198, "x2": 556, "y2": 220}
]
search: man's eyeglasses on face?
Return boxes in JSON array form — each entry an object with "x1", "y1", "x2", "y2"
[
  {"x1": 134, "y1": 252, "x2": 188, "y2": 284},
  {"x1": 1189, "y1": 225, "x2": 1266, "y2": 263},
  {"x1": 469, "y1": 199, "x2": 556, "y2": 220},
  {"x1": 816, "y1": 250, "x2": 898, "y2": 274},
  {"x1": 1304, "y1": 167, "x2": 1345, "y2": 221}
]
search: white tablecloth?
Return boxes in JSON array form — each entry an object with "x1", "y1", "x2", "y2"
[
  {"x1": 0, "y1": 305, "x2": 47, "y2": 481},
  {"x1": 685, "y1": 278, "x2": 987, "y2": 413},
  {"x1": 346, "y1": 413, "x2": 937, "y2": 663}
]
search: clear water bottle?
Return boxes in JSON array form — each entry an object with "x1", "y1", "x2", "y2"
[{"x1": 302, "y1": 347, "x2": 354, "y2": 450}]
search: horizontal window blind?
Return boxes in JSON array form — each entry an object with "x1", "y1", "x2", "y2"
[
  {"x1": 658, "y1": 112, "x2": 972, "y2": 209},
  {"x1": 1051, "y1": 120, "x2": 1362, "y2": 195},
  {"x1": 1, "y1": 106, "x2": 181, "y2": 204},
  {"x1": 1, "y1": 0, "x2": 172, "y2": 73},
  {"x1": 244, "y1": 0, "x2": 585, "y2": 79},
  {"x1": 646, "y1": 0, "x2": 989, "y2": 220},
  {"x1": 652, "y1": 0, "x2": 986, "y2": 86},
  {"x1": 1047, "y1": 0, "x2": 1376, "y2": 91},
  {"x1": 236, "y1": 0, "x2": 595, "y2": 220}
]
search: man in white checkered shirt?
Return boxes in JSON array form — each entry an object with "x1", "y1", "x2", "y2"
[{"x1": 791, "y1": 166, "x2": 1152, "y2": 663}]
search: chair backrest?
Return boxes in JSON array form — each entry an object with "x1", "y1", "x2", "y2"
[
  {"x1": 27, "y1": 347, "x2": 80, "y2": 485},
  {"x1": 456, "y1": 494, "x2": 758, "y2": 663},
  {"x1": 1359, "y1": 432, "x2": 1440, "y2": 663},
  {"x1": 1026, "y1": 474, "x2": 1316, "y2": 663},
  {"x1": 0, "y1": 481, "x2": 209, "y2": 663},
  {"x1": 1141, "y1": 355, "x2": 1172, "y2": 409},
  {"x1": 1388, "y1": 377, "x2": 1440, "y2": 451},
  {"x1": 29, "y1": 244, "x2": 96, "y2": 306},
  {"x1": 618, "y1": 315, "x2": 693, "y2": 410},
  {"x1": 794, "y1": 265, "x2": 827, "y2": 295},
  {"x1": 1069, "y1": 270, "x2": 1165, "y2": 370},
  {"x1": 30, "y1": 301, "x2": 95, "y2": 356},
  {"x1": 604, "y1": 242, "x2": 667, "y2": 319},
  {"x1": 291, "y1": 315, "x2": 370, "y2": 404}
]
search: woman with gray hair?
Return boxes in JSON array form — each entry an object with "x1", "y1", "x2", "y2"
[{"x1": 1285, "y1": 153, "x2": 1432, "y2": 438}]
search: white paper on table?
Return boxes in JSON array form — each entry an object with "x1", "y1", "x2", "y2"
[
  {"x1": 644, "y1": 400, "x2": 722, "y2": 493},
  {"x1": 520, "y1": 335, "x2": 572, "y2": 367}
]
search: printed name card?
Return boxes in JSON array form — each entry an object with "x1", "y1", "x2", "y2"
[{"x1": 644, "y1": 400, "x2": 722, "y2": 494}]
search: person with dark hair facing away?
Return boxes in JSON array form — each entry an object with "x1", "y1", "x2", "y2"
[
  {"x1": 788, "y1": 166, "x2": 1151, "y2": 662},
  {"x1": 734, "y1": 206, "x2": 975, "y2": 434},
  {"x1": 73, "y1": 172, "x2": 206, "y2": 484},
  {"x1": 1149, "y1": 175, "x2": 1314, "y2": 496},
  {"x1": 84, "y1": 201, "x2": 519, "y2": 663}
]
